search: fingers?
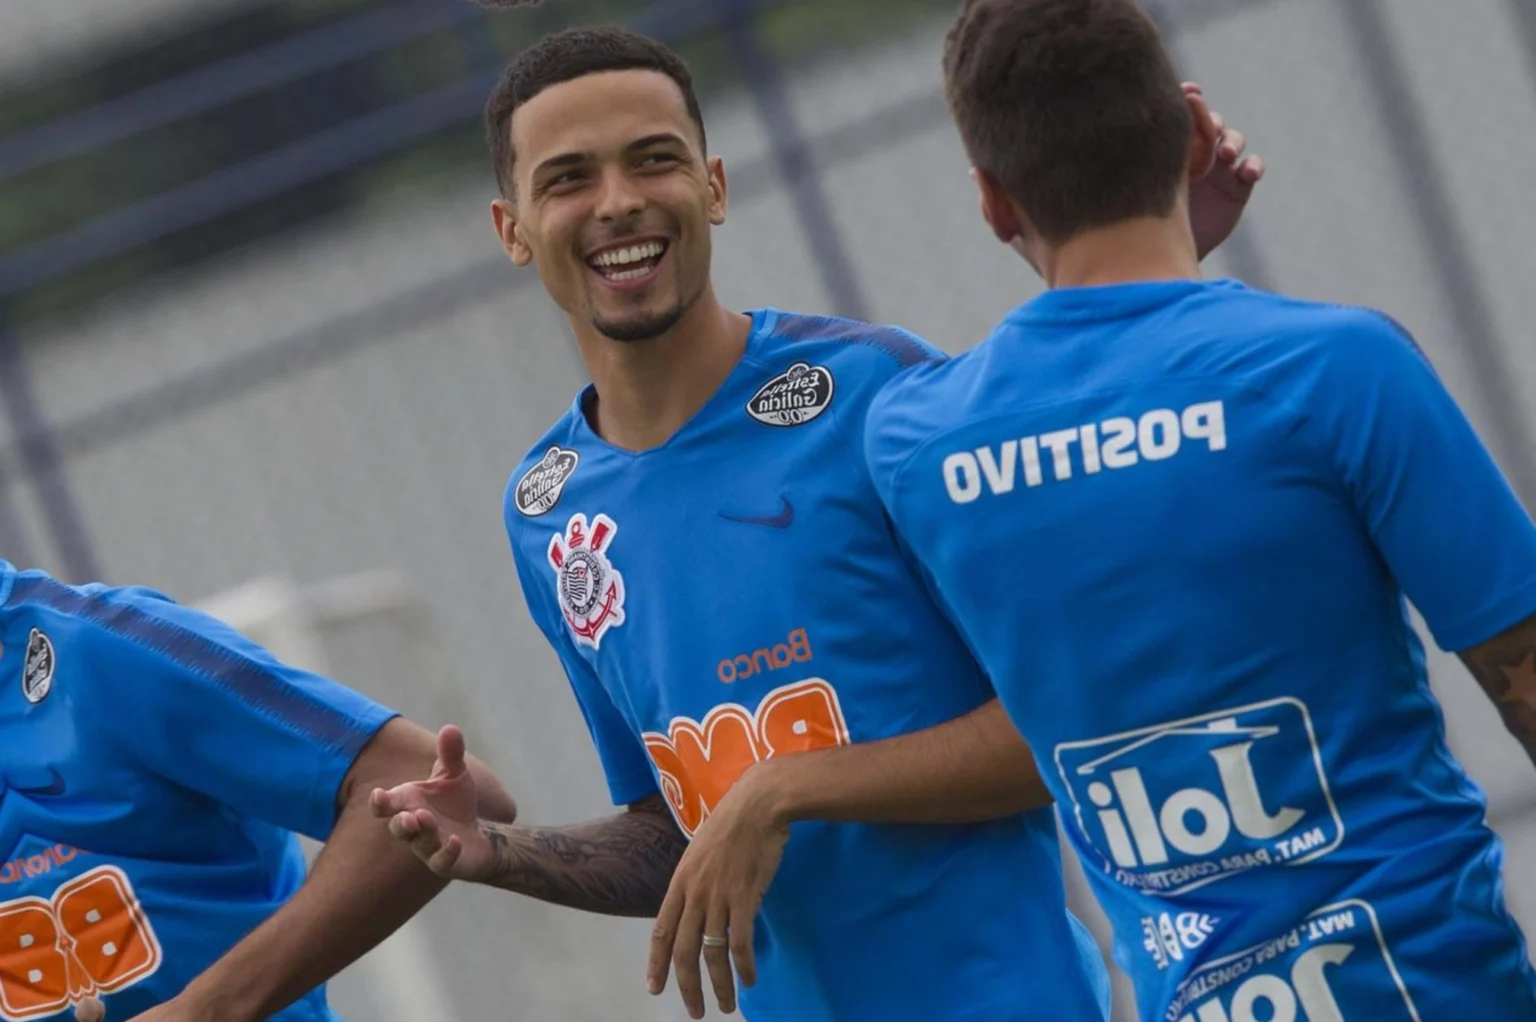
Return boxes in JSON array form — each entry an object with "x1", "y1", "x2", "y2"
[
  {"x1": 428, "y1": 833, "x2": 464, "y2": 875},
  {"x1": 434, "y1": 725, "x2": 469, "y2": 780},
  {"x1": 73, "y1": 997, "x2": 106, "y2": 1022},
  {"x1": 387, "y1": 808, "x2": 453, "y2": 870},
  {"x1": 671, "y1": 896, "x2": 709, "y2": 1019},
  {"x1": 1236, "y1": 154, "x2": 1265, "y2": 184},
  {"x1": 387, "y1": 807, "x2": 426, "y2": 842},
  {"x1": 369, "y1": 786, "x2": 404, "y2": 818},
  {"x1": 1202, "y1": 109, "x2": 1263, "y2": 195},
  {"x1": 1217, "y1": 127, "x2": 1246, "y2": 164},
  {"x1": 385, "y1": 807, "x2": 464, "y2": 876},
  {"x1": 703, "y1": 901, "x2": 737, "y2": 1015},
  {"x1": 729, "y1": 895, "x2": 758, "y2": 990},
  {"x1": 647, "y1": 880, "x2": 684, "y2": 997}
]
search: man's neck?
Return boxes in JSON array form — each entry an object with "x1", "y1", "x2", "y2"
[
  {"x1": 1042, "y1": 214, "x2": 1201, "y2": 290},
  {"x1": 573, "y1": 288, "x2": 753, "y2": 452}
]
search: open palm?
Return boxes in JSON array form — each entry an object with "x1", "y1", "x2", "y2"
[{"x1": 370, "y1": 725, "x2": 498, "y2": 882}]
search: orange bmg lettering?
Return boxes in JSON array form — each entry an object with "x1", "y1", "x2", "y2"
[
  {"x1": 643, "y1": 678, "x2": 850, "y2": 836},
  {"x1": 0, "y1": 866, "x2": 162, "y2": 1021},
  {"x1": 716, "y1": 628, "x2": 812, "y2": 684}
]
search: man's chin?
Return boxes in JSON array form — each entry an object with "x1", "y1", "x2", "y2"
[{"x1": 592, "y1": 307, "x2": 684, "y2": 344}]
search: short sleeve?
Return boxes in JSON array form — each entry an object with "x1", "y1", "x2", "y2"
[
  {"x1": 509, "y1": 535, "x2": 658, "y2": 807},
  {"x1": 84, "y1": 587, "x2": 398, "y2": 841},
  {"x1": 863, "y1": 374, "x2": 998, "y2": 697},
  {"x1": 1311, "y1": 312, "x2": 1536, "y2": 651},
  {"x1": 862, "y1": 365, "x2": 935, "y2": 519}
]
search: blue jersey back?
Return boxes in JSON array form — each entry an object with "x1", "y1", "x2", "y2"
[
  {"x1": 865, "y1": 279, "x2": 1536, "y2": 1022},
  {"x1": 0, "y1": 565, "x2": 396, "y2": 1021},
  {"x1": 504, "y1": 309, "x2": 1111, "y2": 1022}
]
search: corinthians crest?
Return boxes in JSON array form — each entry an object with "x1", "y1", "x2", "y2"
[
  {"x1": 514, "y1": 445, "x2": 580, "y2": 517},
  {"x1": 548, "y1": 512, "x2": 626, "y2": 649}
]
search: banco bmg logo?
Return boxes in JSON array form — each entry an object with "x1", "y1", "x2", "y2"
[{"x1": 1054, "y1": 698, "x2": 1344, "y2": 895}]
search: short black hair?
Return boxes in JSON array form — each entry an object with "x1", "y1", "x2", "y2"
[
  {"x1": 943, "y1": 0, "x2": 1192, "y2": 244},
  {"x1": 484, "y1": 26, "x2": 707, "y2": 198}
]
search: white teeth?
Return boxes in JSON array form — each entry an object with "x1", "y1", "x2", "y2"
[{"x1": 591, "y1": 241, "x2": 665, "y2": 268}]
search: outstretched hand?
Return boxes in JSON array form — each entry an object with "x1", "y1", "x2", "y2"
[
  {"x1": 370, "y1": 725, "x2": 501, "y2": 883},
  {"x1": 1185, "y1": 82, "x2": 1265, "y2": 260}
]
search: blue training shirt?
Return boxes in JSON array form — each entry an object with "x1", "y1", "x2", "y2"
[
  {"x1": 0, "y1": 564, "x2": 397, "y2": 1021},
  {"x1": 504, "y1": 308, "x2": 1112, "y2": 1022},
  {"x1": 864, "y1": 277, "x2": 1536, "y2": 1021}
]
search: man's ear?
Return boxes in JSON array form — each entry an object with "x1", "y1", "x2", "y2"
[
  {"x1": 491, "y1": 197, "x2": 533, "y2": 267},
  {"x1": 972, "y1": 166, "x2": 1023, "y2": 246},
  {"x1": 1183, "y1": 90, "x2": 1220, "y2": 182},
  {"x1": 706, "y1": 155, "x2": 728, "y2": 226}
]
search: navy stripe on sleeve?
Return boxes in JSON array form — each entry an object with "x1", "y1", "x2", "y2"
[
  {"x1": 773, "y1": 312, "x2": 942, "y2": 369},
  {"x1": 11, "y1": 575, "x2": 375, "y2": 758}
]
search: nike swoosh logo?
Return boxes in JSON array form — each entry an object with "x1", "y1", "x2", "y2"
[
  {"x1": 13, "y1": 769, "x2": 66, "y2": 797},
  {"x1": 720, "y1": 498, "x2": 794, "y2": 529}
]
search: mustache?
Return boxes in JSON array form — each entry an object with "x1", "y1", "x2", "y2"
[{"x1": 582, "y1": 214, "x2": 676, "y2": 252}]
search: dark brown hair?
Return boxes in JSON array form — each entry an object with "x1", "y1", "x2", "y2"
[
  {"x1": 943, "y1": 0, "x2": 1192, "y2": 243},
  {"x1": 484, "y1": 26, "x2": 706, "y2": 198}
]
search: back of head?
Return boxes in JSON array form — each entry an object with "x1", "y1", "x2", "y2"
[
  {"x1": 943, "y1": 0, "x2": 1191, "y2": 244},
  {"x1": 484, "y1": 25, "x2": 706, "y2": 198}
]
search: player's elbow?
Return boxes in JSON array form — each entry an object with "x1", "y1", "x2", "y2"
[
  {"x1": 467, "y1": 754, "x2": 519, "y2": 823},
  {"x1": 339, "y1": 717, "x2": 519, "y2": 823},
  {"x1": 338, "y1": 716, "x2": 440, "y2": 809}
]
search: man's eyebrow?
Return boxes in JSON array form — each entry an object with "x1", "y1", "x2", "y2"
[{"x1": 532, "y1": 151, "x2": 591, "y2": 177}]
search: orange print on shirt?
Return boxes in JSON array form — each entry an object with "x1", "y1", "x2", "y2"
[{"x1": 643, "y1": 678, "x2": 851, "y2": 836}]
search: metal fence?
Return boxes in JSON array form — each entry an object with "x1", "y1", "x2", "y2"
[{"x1": 1, "y1": 0, "x2": 1534, "y2": 1018}]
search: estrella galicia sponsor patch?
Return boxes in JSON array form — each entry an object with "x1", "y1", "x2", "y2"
[
  {"x1": 746, "y1": 362, "x2": 835, "y2": 427},
  {"x1": 22, "y1": 628, "x2": 55, "y2": 704},
  {"x1": 514, "y1": 446, "x2": 580, "y2": 517}
]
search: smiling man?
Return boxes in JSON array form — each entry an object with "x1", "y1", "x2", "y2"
[{"x1": 373, "y1": 24, "x2": 1260, "y2": 1021}]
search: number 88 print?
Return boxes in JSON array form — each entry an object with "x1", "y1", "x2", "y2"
[{"x1": 0, "y1": 866, "x2": 162, "y2": 1020}]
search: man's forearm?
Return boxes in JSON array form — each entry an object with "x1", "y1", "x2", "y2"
[
  {"x1": 746, "y1": 697, "x2": 1052, "y2": 827},
  {"x1": 1461, "y1": 612, "x2": 1536, "y2": 767},
  {"x1": 178, "y1": 791, "x2": 447, "y2": 1022},
  {"x1": 478, "y1": 794, "x2": 687, "y2": 917}
]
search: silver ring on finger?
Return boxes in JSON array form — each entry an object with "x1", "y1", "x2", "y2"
[{"x1": 701, "y1": 935, "x2": 728, "y2": 949}]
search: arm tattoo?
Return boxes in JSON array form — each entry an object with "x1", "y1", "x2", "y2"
[
  {"x1": 1459, "y1": 612, "x2": 1536, "y2": 766},
  {"x1": 477, "y1": 794, "x2": 687, "y2": 917}
]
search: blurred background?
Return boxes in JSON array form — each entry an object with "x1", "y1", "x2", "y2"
[{"x1": 1, "y1": 0, "x2": 1533, "y2": 1018}]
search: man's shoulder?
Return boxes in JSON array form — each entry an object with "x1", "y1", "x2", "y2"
[
  {"x1": 505, "y1": 400, "x2": 589, "y2": 527},
  {"x1": 1187, "y1": 285, "x2": 1410, "y2": 357},
  {"x1": 1, "y1": 570, "x2": 271, "y2": 709},
  {"x1": 756, "y1": 309, "x2": 947, "y2": 381},
  {"x1": 3, "y1": 570, "x2": 181, "y2": 656},
  {"x1": 1175, "y1": 288, "x2": 1429, "y2": 402}
]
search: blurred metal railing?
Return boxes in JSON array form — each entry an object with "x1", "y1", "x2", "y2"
[{"x1": 1, "y1": 0, "x2": 1534, "y2": 585}]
